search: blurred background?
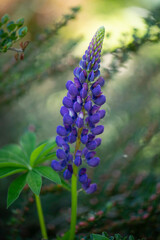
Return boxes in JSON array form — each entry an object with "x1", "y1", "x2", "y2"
[{"x1": 0, "y1": 0, "x2": 160, "y2": 239}]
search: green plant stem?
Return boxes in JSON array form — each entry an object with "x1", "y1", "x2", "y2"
[
  {"x1": 35, "y1": 194, "x2": 48, "y2": 240},
  {"x1": 69, "y1": 126, "x2": 83, "y2": 240},
  {"x1": 70, "y1": 165, "x2": 78, "y2": 240}
]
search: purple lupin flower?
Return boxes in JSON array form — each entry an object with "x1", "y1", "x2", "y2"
[{"x1": 51, "y1": 26, "x2": 106, "y2": 194}]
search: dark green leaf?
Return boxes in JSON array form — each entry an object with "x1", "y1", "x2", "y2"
[
  {"x1": 129, "y1": 236, "x2": 134, "y2": 240},
  {"x1": 30, "y1": 139, "x2": 56, "y2": 167},
  {"x1": 1, "y1": 14, "x2": 9, "y2": 24},
  {"x1": 10, "y1": 31, "x2": 17, "y2": 40},
  {"x1": 20, "y1": 132, "x2": 36, "y2": 161},
  {"x1": 18, "y1": 26, "x2": 28, "y2": 37},
  {"x1": 27, "y1": 170, "x2": 42, "y2": 195},
  {"x1": 39, "y1": 152, "x2": 56, "y2": 162},
  {"x1": 7, "y1": 173, "x2": 27, "y2": 208},
  {"x1": 7, "y1": 21, "x2": 16, "y2": 32},
  {"x1": 6, "y1": 42, "x2": 12, "y2": 49},
  {"x1": 0, "y1": 144, "x2": 29, "y2": 168},
  {"x1": 16, "y1": 18, "x2": 24, "y2": 27},
  {"x1": 92, "y1": 234, "x2": 109, "y2": 240},
  {"x1": 34, "y1": 166, "x2": 61, "y2": 184},
  {"x1": 0, "y1": 29, "x2": 8, "y2": 39},
  {"x1": 115, "y1": 234, "x2": 122, "y2": 240},
  {"x1": 0, "y1": 167, "x2": 26, "y2": 179}
]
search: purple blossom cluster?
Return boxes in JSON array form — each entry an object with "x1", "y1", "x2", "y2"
[{"x1": 51, "y1": 27, "x2": 106, "y2": 194}]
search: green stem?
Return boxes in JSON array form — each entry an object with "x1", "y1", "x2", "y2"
[
  {"x1": 69, "y1": 165, "x2": 78, "y2": 240},
  {"x1": 35, "y1": 194, "x2": 48, "y2": 240},
  {"x1": 69, "y1": 125, "x2": 83, "y2": 240}
]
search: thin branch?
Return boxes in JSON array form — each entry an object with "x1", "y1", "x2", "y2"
[{"x1": 8, "y1": 47, "x2": 24, "y2": 53}]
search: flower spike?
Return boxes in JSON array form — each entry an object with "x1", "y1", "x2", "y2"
[{"x1": 51, "y1": 26, "x2": 105, "y2": 194}]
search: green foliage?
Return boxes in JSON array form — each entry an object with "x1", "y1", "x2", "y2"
[
  {"x1": 0, "y1": 7, "x2": 81, "y2": 107},
  {"x1": 0, "y1": 14, "x2": 27, "y2": 53},
  {"x1": 27, "y1": 170, "x2": 42, "y2": 195},
  {"x1": 18, "y1": 26, "x2": 28, "y2": 38},
  {"x1": 7, "y1": 173, "x2": 28, "y2": 208},
  {"x1": 0, "y1": 131, "x2": 61, "y2": 207},
  {"x1": 30, "y1": 140, "x2": 57, "y2": 167},
  {"x1": 79, "y1": 232, "x2": 141, "y2": 240},
  {"x1": 34, "y1": 166, "x2": 61, "y2": 184}
]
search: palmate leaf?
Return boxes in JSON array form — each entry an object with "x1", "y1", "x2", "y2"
[
  {"x1": 26, "y1": 170, "x2": 42, "y2": 195},
  {"x1": 34, "y1": 166, "x2": 61, "y2": 184},
  {"x1": 0, "y1": 144, "x2": 29, "y2": 168},
  {"x1": 7, "y1": 173, "x2": 28, "y2": 208},
  {"x1": 20, "y1": 132, "x2": 36, "y2": 161},
  {"x1": 30, "y1": 139, "x2": 56, "y2": 167},
  {"x1": 0, "y1": 167, "x2": 26, "y2": 179}
]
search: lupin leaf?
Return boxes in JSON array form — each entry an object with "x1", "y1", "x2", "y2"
[
  {"x1": 26, "y1": 170, "x2": 42, "y2": 195},
  {"x1": 0, "y1": 167, "x2": 26, "y2": 179},
  {"x1": 7, "y1": 173, "x2": 27, "y2": 208},
  {"x1": 20, "y1": 132, "x2": 36, "y2": 161},
  {"x1": 34, "y1": 166, "x2": 61, "y2": 184}
]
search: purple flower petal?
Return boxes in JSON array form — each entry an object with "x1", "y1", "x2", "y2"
[
  {"x1": 82, "y1": 147, "x2": 88, "y2": 156},
  {"x1": 86, "y1": 151, "x2": 96, "y2": 160},
  {"x1": 88, "y1": 70, "x2": 94, "y2": 82},
  {"x1": 79, "y1": 168, "x2": 87, "y2": 176},
  {"x1": 57, "y1": 126, "x2": 67, "y2": 136},
  {"x1": 87, "y1": 62, "x2": 92, "y2": 71},
  {"x1": 74, "y1": 77, "x2": 82, "y2": 90},
  {"x1": 68, "y1": 84, "x2": 78, "y2": 97},
  {"x1": 62, "y1": 143, "x2": 70, "y2": 153},
  {"x1": 51, "y1": 160, "x2": 63, "y2": 171},
  {"x1": 80, "y1": 60, "x2": 87, "y2": 69},
  {"x1": 88, "y1": 134, "x2": 95, "y2": 141},
  {"x1": 81, "y1": 135, "x2": 88, "y2": 144},
  {"x1": 82, "y1": 128, "x2": 88, "y2": 135},
  {"x1": 98, "y1": 109, "x2": 106, "y2": 119},
  {"x1": 86, "y1": 140, "x2": 97, "y2": 150},
  {"x1": 63, "y1": 114, "x2": 73, "y2": 125},
  {"x1": 84, "y1": 100, "x2": 92, "y2": 112},
  {"x1": 63, "y1": 96, "x2": 73, "y2": 108},
  {"x1": 92, "y1": 85, "x2": 102, "y2": 97},
  {"x1": 89, "y1": 113, "x2": 100, "y2": 124},
  {"x1": 94, "y1": 95, "x2": 106, "y2": 106},
  {"x1": 76, "y1": 150, "x2": 82, "y2": 156},
  {"x1": 79, "y1": 71, "x2": 86, "y2": 83},
  {"x1": 56, "y1": 136, "x2": 65, "y2": 147},
  {"x1": 56, "y1": 149, "x2": 66, "y2": 159},
  {"x1": 67, "y1": 154, "x2": 73, "y2": 162},
  {"x1": 95, "y1": 138, "x2": 101, "y2": 147},
  {"x1": 73, "y1": 101, "x2": 82, "y2": 112},
  {"x1": 80, "y1": 87, "x2": 88, "y2": 99},
  {"x1": 94, "y1": 70, "x2": 100, "y2": 78},
  {"x1": 92, "y1": 62, "x2": 98, "y2": 71},
  {"x1": 63, "y1": 168, "x2": 72, "y2": 180},
  {"x1": 91, "y1": 105, "x2": 100, "y2": 114},
  {"x1": 66, "y1": 80, "x2": 73, "y2": 90},
  {"x1": 74, "y1": 156, "x2": 82, "y2": 166},
  {"x1": 75, "y1": 67, "x2": 82, "y2": 78},
  {"x1": 79, "y1": 174, "x2": 88, "y2": 183},
  {"x1": 87, "y1": 157, "x2": 100, "y2": 167},
  {"x1": 85, "y1": 183, "x2": 97, "y2": 194},
  {"x1": 60, "y1": 106, "x2": 69, "y2": 116},
  {"x1": 91, "y1": 125, "x2": 104, "y2": 135}
]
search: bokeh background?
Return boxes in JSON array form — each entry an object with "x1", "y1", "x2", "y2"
[{"x1": 0, "y1": 0, "x2": 160, "y2": 239}]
